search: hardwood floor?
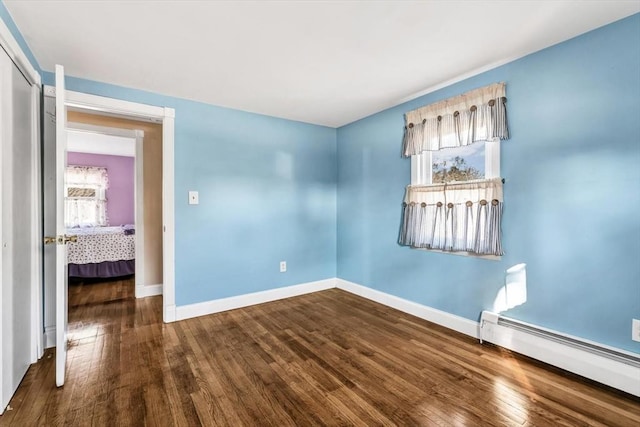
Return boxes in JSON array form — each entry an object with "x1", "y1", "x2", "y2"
[{"x1": 1, "y1": 282, "x2": 639, "y2": 426}]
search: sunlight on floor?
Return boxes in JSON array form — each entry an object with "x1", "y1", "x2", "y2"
[
  {"x1": 68, "y1": 323, "x2": 101, "y2": 341},
  {"x1": 492, "y1": 375, "x2": 530, "y2": 424}
]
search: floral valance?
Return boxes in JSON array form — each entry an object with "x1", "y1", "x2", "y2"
[
  {"x1": 65, "y1": 166, "x2": 109, "y2": 227},
  {"x1": 65, "y1": 166, "x2": 109, "y2": 196},
  {"x1": 402, "y1": 83, "x2": 509, "y2": 157}
]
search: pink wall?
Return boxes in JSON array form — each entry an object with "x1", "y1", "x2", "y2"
[{"x1": 67, "y1": 152, "x2": 134, "y2": 226}]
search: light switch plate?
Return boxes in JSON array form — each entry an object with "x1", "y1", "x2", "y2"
[{"x1": 188, "y1": 191, "x2": 199, "y2": 205}]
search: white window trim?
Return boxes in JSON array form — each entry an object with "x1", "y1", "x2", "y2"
[{"x1": 410, "y1": 139, "x2": 502, "y2": 260}]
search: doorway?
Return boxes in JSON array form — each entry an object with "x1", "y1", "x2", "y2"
[
  {"x1": 42, "y1": 87, "x2": 176, "y2": 355},
  {"x1": 67, "y1": 114, "x2": 163, "y2": 298}
]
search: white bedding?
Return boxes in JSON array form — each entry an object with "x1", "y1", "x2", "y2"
[{"x1": 67, "y1": 226, "x2": 135, "y2": 264}]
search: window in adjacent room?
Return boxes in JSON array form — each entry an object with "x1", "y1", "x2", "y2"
[{"x1": 64, "y1": 166, "x2": 109, "y2": 227}]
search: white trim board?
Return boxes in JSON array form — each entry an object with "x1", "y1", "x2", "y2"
[
  {"x1": 175, "y1": 278, "x2": 336, "y2": 321},
  {"x1": 30, "y1": 84, "x2": 43, "y2": 363},
  {"x1": 161, "y1": 107, "x2": 175, "y2": 323},
  {"x1": 175, "y1": 276, "x2": 639, "y2": 396},
  {"x1": 133, "y1": 130, "x2": 145, "y2": 297},
  {"x1": 44, "y1": 326, "x2": 55, "y2": 349},
  {"x1": 335, "y1": 279, "x2": 639, "y2": 397},
  {"x1": 173, "y1": 278, "x2": 477, "y2": 337},
  {"x1": 136, "y1": 284, "x2": 162, "y2": 298},
  {"x1": 335, "y1": 279, "x2": 479, "y2": 338}
]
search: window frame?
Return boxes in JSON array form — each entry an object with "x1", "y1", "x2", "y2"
[{"x1": 409, "y1": 139, "x2": 502, "y2": 260}]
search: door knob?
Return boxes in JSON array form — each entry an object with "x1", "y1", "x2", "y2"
[{"x1": 44, "y1": 235, "x2": 78, "y2": 244}]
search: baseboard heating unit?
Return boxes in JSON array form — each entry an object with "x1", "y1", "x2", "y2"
[{"x1": 479, "y1": 311, "x2": 640, "y2": 397}]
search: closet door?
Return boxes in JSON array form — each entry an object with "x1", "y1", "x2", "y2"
[{"x1": 0, "y1": 44, "x2": 34, "y2": 413}]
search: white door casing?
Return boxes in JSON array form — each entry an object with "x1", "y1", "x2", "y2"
[
  {"x1": 54, "y1": 64, "x2": 68, "y2": 387},
  {"x1": 61, "y1": 90, "x2": 176, "y2": 321},
  {"x1": 41, "y1": 86, "x2": 176, "y2": 340}
]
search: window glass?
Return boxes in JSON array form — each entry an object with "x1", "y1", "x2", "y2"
[{"x1": 432, "y1": 143, "x2": 485, "y2": 183}]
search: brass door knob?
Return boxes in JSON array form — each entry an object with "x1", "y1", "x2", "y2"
[
  {"x1": 44, "y1": 236, "x2": 56, "y2": 245},
  {"x1": 64, "y1": 235, "x2": 78, "y2": 244}
]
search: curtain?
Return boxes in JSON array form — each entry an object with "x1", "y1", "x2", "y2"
[
  {"x1": 398, "y1": 179, "x2": 503, "y2": 256},
  {"x1": 65, "y1": 166, "x2": 109, "y2": 227},
  {"x1": 402, "y1": 83, "x2": 508, "y2": 157}
]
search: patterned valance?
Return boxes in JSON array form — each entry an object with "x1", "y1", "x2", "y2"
[
  {"x1": 402, "y1": 83, "x2": 509, "y2": 157},
  {"x1": 65, "y1": 166, "x2": 109, "y2": 227},
  {"x1": 398, "y1": 179, "x2": 504, "y2": 256}
]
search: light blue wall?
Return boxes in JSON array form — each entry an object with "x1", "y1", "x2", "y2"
[
  {"x1": 0, "y1": 1, "x2": 40, "y2": 72},
  {"x1": 2, "y1": 0, "x2": 338, "y2": 309},
  {"x1": 41, "y1": 73, "x2": 337, "y2": 306},
  {"x1": 337, "y1": 14, "x2": 640, "y2": 353},
  {"x1": 3, "y1": 1, "x2": 638, "y2": 352}
]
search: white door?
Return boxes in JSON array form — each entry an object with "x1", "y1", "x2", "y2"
[
  {"x1": 54, "y1": 64, "x2": 69, "y2": 387},
  {"x1": 0, "y1": 41, "x2": 35, "y2": 413}
]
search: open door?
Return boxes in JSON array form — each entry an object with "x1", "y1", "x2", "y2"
[{"x1": 45, "y1": 64, "x2": 71, "y2": 387}]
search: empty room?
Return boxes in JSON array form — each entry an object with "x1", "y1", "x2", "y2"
[{"x1": 0, "y1": 1, "x2": 639, "y2": 426}]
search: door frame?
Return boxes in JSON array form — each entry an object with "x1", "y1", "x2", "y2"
[
  {"x1": 30, "y1": 84, "x2": 43, "y2": 362},
  {"x1": 43, "y1": 86, "x2": 176, "y2": 323}
]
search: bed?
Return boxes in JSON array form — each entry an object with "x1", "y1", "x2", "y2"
[{"x1": 67, "y1": 226, "x2": 135, "y2": 278}]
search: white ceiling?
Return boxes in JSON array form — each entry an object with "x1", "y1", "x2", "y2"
[{"x1": 5, "y1": 1, "x2": 639, "y2": 127}]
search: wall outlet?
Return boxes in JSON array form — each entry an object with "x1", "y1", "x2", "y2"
[
  {"x1": 632, "y1": 319, "x2": 640, "y2": 342},
  {"x1": 279, "y1": 261, "x2": 286, "y2": 273}
]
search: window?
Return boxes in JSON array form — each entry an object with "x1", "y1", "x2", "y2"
[
  {"x1": 64, "y1": 166, "x2": 109, "y2": 227},
  {"x1": 411, "y1": 138, "x2": 500, "y2": 186},
  {"x1": 399, "y1": 83, "x2": 509, "y2": 257}
]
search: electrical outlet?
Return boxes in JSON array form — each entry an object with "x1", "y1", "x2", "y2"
[
  {"x1": 632, "y1": 319, "x2": 640, "y2": 342},
  {"x1": 279, "y1": 261, "x2": 287, "y2": 273}
]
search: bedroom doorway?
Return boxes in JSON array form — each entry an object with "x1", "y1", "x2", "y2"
[
  {"x1": 64, "y1": 116, "x2": 162, "y2": 300},
  {"x1": 64, "y1": 123, "x2": 145, "y2": 306},
  {"x1": 42, "y1": 87, "x2": 176, "y2": 362}
]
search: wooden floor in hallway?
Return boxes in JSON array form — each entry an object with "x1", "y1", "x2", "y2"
[{"x1": 1, "y1": 279, "x2": 639, "y2": 426}]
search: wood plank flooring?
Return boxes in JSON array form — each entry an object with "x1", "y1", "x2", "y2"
[{"x1": 1, "y1": 279, "x2": 639, "y2": 426}]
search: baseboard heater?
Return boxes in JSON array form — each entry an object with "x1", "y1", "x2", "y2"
[{"x1": 479, "y1": 311, "x2": 640, "y2": 396}]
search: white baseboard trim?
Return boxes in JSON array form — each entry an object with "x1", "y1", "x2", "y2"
[
  {"x1": 45, "y1": 326, "x2": 56, "y2": 349},
  {"x1": 164, "y1": 304, "x2": 176, "y2": 323},
  {"x1": 335, "y1": 278, "x2": 478, "y2": 338},
  {"x1": 136, "y1": 283, "x2": 163, "y2": 298},
  {"x1": 336, "y1": 278, "x2": 639, "y2": 397},
  {"x1": 50, "y1": 272, "x2": 637, "y2": 396},
  {"x1": 175, "y1": 278, "x2": 336, "y2": 322}
]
